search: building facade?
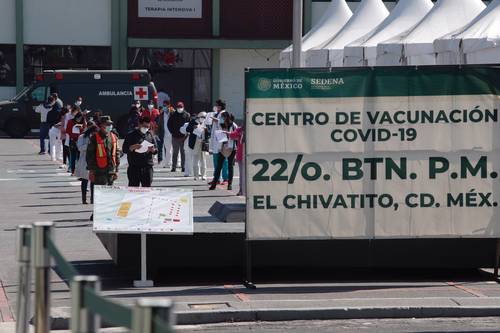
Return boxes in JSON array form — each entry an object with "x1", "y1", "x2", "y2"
[{"x1": 0, "y1": 0, "x2": 395, "y2": 118}]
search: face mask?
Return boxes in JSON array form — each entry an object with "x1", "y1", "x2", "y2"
[
  {"x1": 135, "y1": 104, "x2": 141, "y2": 109},
  {"x1": 148, "y1": 105, "x2": 153, "y2": 110},
  {"x1": 75, "y1": 117, "x2": 82, "y2": 123},
  {"x1": 177, "y1": 108, "x2": 184, "y2": 113},
  {"x1": 75, "y1": 101, "x2": 82, "y2": 106},
  {"x1": 213, "y1": 106, "x2": 218, "y2": 113},
  {"x1": 140, "y1": 127, "x2": 149, "y2": 134},
  {"x1": 105, "y1": 125, "x2": 113, "y2": 133}
]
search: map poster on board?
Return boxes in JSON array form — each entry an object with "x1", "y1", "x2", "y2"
[
  {"x1": 93, "y1": 186, "x2": 194, "y2": 234},
  {"x1": 138, "y1": 0, "x2": 202, "y2": 19}
]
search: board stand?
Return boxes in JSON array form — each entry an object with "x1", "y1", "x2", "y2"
[
  {"x1": 494, "y1": 238, "x2": 500, "y2": 280},
  {"x1": 133, "y1": 233, "x2": 154, "y2": 288},
  {"x1": 243, "y1": 240, "x2": 256, "y2": 289}
]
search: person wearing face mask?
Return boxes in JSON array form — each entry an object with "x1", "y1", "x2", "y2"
[
  {"x1": 157, "y1": 99, "x2": 175, "y2": 169},
  {"x1": 127, "y1": 103, "x2": 142, "y2": 134},
  {"x1": 167, "y1": 101, "x2": 190, "y2": 172},
  {"x1": 192, "y1": 112, "x2": 209, "y2": 180},
  {"x1": 35, "y1": 96, "x2": 54, "y2": 155},
  {"x1": 51, "y1": 93, "x2": 63, "y2": 114},
  {"x1": 122, "y1": 116, "x2": 158, "y2": 187},
  {"x1": 74, "y1": 96, "x2": 83, "y2": 108},
  {"x1": 207, "y1": 99, "x2": 229, "y2": 185},
  {"x1": 86, "y1": 116, "x2": 120, "y2": 187},
  {"x1": 66, "y1": 110, "x2": 86, "y2": 175}
]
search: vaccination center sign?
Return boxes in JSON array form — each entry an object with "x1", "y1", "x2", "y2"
[
  {"x1": 245, "y1": 66, "x2": 500, "y2": 240},
  {"x1": 93, "y1": 186, "x2": 193, "y2": 234}
]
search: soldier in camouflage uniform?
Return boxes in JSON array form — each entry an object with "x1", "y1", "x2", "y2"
[{"x1": 86, "y1": 116, "x2": 120, "y2": 187}]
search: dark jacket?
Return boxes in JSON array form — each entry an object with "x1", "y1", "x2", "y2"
[
  {"x1": 167, "y1": 111, "x2": 190, "y2": 138},
  {"x1": 46, "y1": 109, "x2": 60, "y2": 128},
  {"x1": 186, "y1": 119, "x2": 198, "y2": 150},
  {"x1": 122, "y1": 129, "x2": 157, "y2": 168}
]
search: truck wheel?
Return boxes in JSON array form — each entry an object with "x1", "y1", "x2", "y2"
[{"x1": 6, "y1": 118, "x2": 29, "y2": 138}]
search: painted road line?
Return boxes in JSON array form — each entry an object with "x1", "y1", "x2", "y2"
[
  {"x1": 446, "y1": 282, "x2": 487, "y2": 297},
  {"x1": 223, "y1": 285, "x2": 250, "y2": 302}
]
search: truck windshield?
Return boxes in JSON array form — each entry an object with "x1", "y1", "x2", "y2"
[{"x1": 11, "y1": 86, "x2": 30, "y2": 101}]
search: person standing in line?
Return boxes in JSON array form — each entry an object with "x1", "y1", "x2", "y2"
[
  {"x1": 51, "y1": 93, "x2": 63, "y2": 113},
  {"x1": 127, "y1": 103, "x2": 142, "y2": 134},
  {"x1": 75, "y1": 122, "x2": 97, "y2": 204},
  {"x1": 58, "y1": 108, "x2": 70, "y2": 168},
  {"x1": 167, "y1": 101, "x2": 190, "y2": 172},
  {"x1": 62, "y1": 105, "x2": 78, "y2": 171},
  {"x1": 158, "y1": 99, "x2": 175, "y2": 169},
  {"x1": 209, "y1": 112, "x2": 238, "y2": 191},
  {"x1": 86, "y1": 116, "x2": 120, "y2": 189},
  {"x1": 192, "y1": 112, "x2": 208, "y2": 180},
  {"x1": 180, "y1": 116, "x2": 197, "y2": 177},
  {"x1": 66, "y1": 110, "x2": 86, "y2": 175},
  {"x1": 227, "y1": 125, "x2": 245, "y2": 196},
  {"x1": 122, "y1": 116, "x2": 158, "y2": 187},
  {"x1": 35, "y1": 96, "x2": 54, "y2": 155},
  {"x1": 207, "y1": 99, "x2": 229, "y2": 184}
]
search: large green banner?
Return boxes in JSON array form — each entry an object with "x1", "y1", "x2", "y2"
[{"x1": 245, "y1": 66, "x2": 500, "y2": 240}]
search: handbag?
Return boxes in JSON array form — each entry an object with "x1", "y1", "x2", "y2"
[{"x1": 221, "y1": 141, "x2": 234, "y2": 157}]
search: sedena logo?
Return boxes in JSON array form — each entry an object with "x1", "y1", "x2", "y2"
[{"x1": 257, "y1": 78, "x2": 272, "y2": 92}]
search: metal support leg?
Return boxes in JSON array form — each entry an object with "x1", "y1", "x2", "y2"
[
  {"x1": 16, "y1": 226, "x2": 32, "y2": 333},
  {"x1": 494, "y1": 238, "x2": 500, "y2": 279},
  {"x1": 132, "y1": 299, "x2": 174, "y2": 333},
  {"x1": 134, "y1": 234, "x2": 153, "y2": 288},
  {"x1": 32, "y1": 222, "x2": 53, "y2": 333},
  {"x1": 243, "y1": 240, "x2": 256, "y2": 289},
  {"x1": 71, "y1": 276, "x2": 101, "y2": 333}
]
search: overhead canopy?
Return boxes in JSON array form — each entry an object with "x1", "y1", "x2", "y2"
[
  {"x1": 305, "y1": 0, "x2": 389, "y2": 67},
  {"x1": 280, "y1": 0, "x2": 352, "y2": 68},
  {"x1": 344, "y1": 0, "x2": 433, "y2": 67},
  {"x1": 377, "y1": 0, "x2": 486, "y2": 66},
  {"x1": 434, "y1": 0, "x2": 500, "y2": 64}
]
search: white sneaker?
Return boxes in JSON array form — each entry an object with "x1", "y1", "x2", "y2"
[{"x1": 201, "y1": 176, "x2": 206, "y2": 180}]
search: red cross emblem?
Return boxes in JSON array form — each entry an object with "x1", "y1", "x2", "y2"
[{"x1": 134, "y1": 86, "x2": 148, "y2": 100}]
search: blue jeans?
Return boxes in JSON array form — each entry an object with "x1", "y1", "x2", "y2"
[
  {"x1": 39, "y1": 122, "x2": 50, "y2": 153},
  {"x1": 212, "y1": 153, "x2": 228, "y2": 181}
]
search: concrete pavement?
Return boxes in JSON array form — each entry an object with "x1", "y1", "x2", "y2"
[{"x1": 1, "y1": 138, "x2": 500, "y2": 330}]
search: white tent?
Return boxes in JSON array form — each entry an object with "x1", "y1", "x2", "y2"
[
  {"x1": 434, "y1": 0, "x2": 500, "y2": 65},
  {"x1": 280, "y1": 0, "x2": 352, "y2": 68},
  {"x1": 377, "y1": 0, "x2": 486, "y2": 66},
  {"x1": 343, "y1": 0, "x2": 433, "y2": 67},
  {"x1": 305, "y1": 0, "x2": 389, "y2": 67}
]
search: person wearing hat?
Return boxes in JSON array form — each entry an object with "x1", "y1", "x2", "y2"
[
  {"x1": 167, "y1": 101, "x2": 190, "y2": 172},
  {"x1": 86, "y1": 116, "x2": 120, "y2": 187}
]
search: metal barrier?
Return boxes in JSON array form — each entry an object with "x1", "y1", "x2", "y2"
[{"x1": 16, "y1": 222, "x2": 175, "y2": 333}]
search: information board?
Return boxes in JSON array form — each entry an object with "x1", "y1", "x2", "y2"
[
  {"x1": 245, "y1": 66, "x2": 500, "y2": 240},
  {"x1": 93, "y1": 186, "x2": 193, "y2": 234}
]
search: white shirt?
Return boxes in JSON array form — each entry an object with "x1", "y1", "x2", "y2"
[
  {"x1": 163, "y1": 111, "x2": 170, "y2": 138},
  {"x1": 208, "y1": 111, "x2": 224, "y2": 153},
  {"x1": 35, "y1": 104, "x2": 52, "y2": 123}
]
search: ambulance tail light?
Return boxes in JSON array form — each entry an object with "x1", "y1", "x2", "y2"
[
  {"x1": 55, "y1": 73, "x2": 64, "y2": 80},
  {"x1": 132, "y1": 73, "x2": 140, "y2": 81},
  {"x1": 36, "y1": 74, "x2": 44, "y2": 81}
]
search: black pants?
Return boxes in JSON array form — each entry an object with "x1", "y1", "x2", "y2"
[
  {"x1": 127, "y1": 166, "x2": 153, "y2": 187},
  {"x1": 63, "y1": 145, "x2": 70, "y2": 164},
  {"x1": 212, "y1": 152, "x2": 236, "y2": 185},
  {"x1": 81, "y1": 179, "x2": 95, "y2": 203}
]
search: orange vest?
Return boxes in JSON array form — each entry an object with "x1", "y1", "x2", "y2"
[{"x1": 95, "y1": 132, "x2": 117, "y2": 169}]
